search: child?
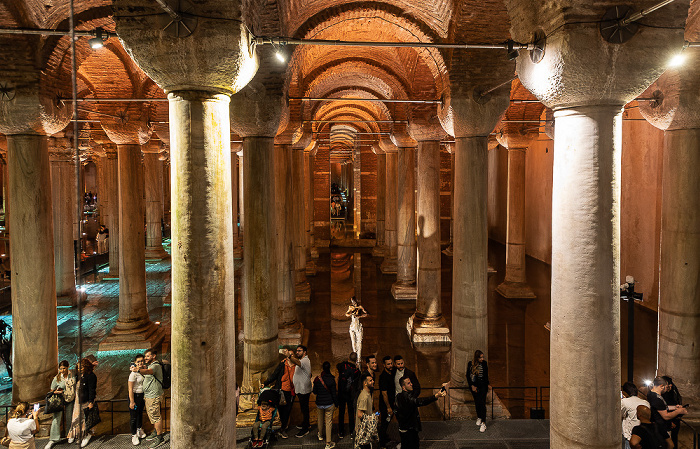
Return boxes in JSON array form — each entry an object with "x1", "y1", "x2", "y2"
[{"x1": 252, "y1": 399, "x2": 276, "y2": 447}]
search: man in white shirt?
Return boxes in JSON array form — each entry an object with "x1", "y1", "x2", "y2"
[
  {"x1": 290, "y1": 345, "x2": 312, "y2": 437},
  {"x1": 621, "y1": 382, "x2": 649, "y2": 449}
]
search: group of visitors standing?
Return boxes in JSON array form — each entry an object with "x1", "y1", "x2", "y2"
[{"x1": 621, "y1": 376, "x2": 687, "y2": 449}]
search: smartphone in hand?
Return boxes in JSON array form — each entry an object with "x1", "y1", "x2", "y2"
[{"x1": 33, "y1": 403, "x2": 40, "y2": 412}]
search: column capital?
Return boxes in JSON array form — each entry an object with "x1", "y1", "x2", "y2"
[
  {"x1": 48, "y1": 136, "x2": 75, "y2": 162},
  {"x1": 112, "y1": 0, "x2": 258, "y2": 94},
  {"x1": 231, "y1": 142, "x2": 243, "y2": 153},
  {"x1": 506, "y1": 1, "x2": 689, "y2": 109},
  {"x1": 439, "y1": 92, "x2": 510, "y2": 139},
  {"x1": 303, "y1": 140, "x2": 319, "y2": 156},
  {"x1": 230, "y1": 80, "x2": 286, "y2": 138},
  {"x1": 495, "y1": 126, "x2": 537, "y2": 150},
  {"x1": 407, "y1": 113, "x2": 446, "y2": 143},
  {"x1": 371, "y1": 143, "x2": 385, "y2": 155},
  {"x1": 100, "y1": 104, "x2": 152, "y2": 146},
  {"x1": 379, "y1": 137, "x2": 398, "y2": 154},
  {"x1": 141, "y1": 140, "x2": 163, "y2": 154}
]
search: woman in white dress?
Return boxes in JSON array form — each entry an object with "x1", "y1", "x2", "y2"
[{"x1": 345, "y1": 296, "x2": 368, "y2": 362}]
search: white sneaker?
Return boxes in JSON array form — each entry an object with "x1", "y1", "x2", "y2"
[
  {"x1": 137, "y1": 428, "x2": 147, "y2": 438},
  {"x1": 68, "y1": 437, "x2": 75, "y2": 443},
  {"x1": 81, "y1": 434, "x2": 92, "y2": 447},
  {"x1": 132, "y1": 434, "x2": 141, "y2": 445},
  {"x1": 479, "y1": 423, "x2": 486, "y2": 433},
  {"x1": 476, "y1": 418, "x2": 482, "y2": 426},
  {"x1": 318, "y1": 434, "x2": 323, "y2": 441},
  {"x1": 45, "y1": 441, "x2": 56, "y2": 449}
]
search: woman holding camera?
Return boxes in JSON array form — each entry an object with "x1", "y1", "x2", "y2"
[
  {"x1": 6, "y1": 402, "x2": 40, "y2": 449},
  {"x1": 45, "y1": 360, "x2": 76, "y2": 449},
  {"x1": 128, "y1": 354, "x2": 147, "y2": 445}
]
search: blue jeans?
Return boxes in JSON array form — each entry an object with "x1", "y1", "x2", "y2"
[{"x1": 50, "y1": 401, "x2": 74, "y2": 441}]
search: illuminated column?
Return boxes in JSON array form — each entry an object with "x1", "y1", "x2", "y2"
[
  {"x1": 507, "y1": 4, "x2": 687, "y2": 446},
  {"x1": 371, "y1": 144, "x2": 386, "y2": 257},
  {"x1": 442, "y1": 145, "x2": 454, "y2": 257},
  {"x1": 639, "y1": 50, "x2": 700, "y2": 407},
  {"x1": 237, "y1": 148, "x2": 245, "y2": 256},
  {"x1": 292, "y1": 138, "x2": 311, "y2": 299},
  {"x1": 379, "y1": 138, "x2": 398, "y2": 274},
  {"x1": 143, "y1": 143, "x2": 168, "y2": 260},
  {"x1": 391, "y1": 131, "x2": 417, "y2": 300},
  {"x1": 307, "y1": 145, "x2": 319, "y2": 259},
  {"x1": 495, "y1": 130, "x2": 536, "y2": 299},
  {"x1": 231, "y1": 143, "x2": 241, "y2": 259}
]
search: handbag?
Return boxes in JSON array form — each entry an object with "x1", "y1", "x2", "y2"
[
  {"x1": 1, "y1": 426, "x2": 10, "y2": 447},
  {"x1": 83, "y1": 404, "x2": 101, "y2": 430},
  {"x1": 277, "y1": 390, "x2": 287, "y2": 406},
  {"x1": 64, "y1": 377, "x2": 76, "y2": 403},
  {"x1": 45, "y1": 391, "x2": 66, "y2": 413}
]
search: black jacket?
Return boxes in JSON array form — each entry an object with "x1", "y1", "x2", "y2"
[
  {"x1": 336, "y1": 361, "x2": 360, "y2": 398},
  {"x1": 395, "y1": 368, "x2": 421, "y2": 397},
  {"x1": 466, "y1": 361, "x2": 489, "y2": 390},
  {"x1": 394, "y1": 390, "x2": 438, "y2": 432},
  {"x1": 313, "y1": 372, "x2": 338, "y2": 407},
  {"x1": 264, "y1": 361, "x2": 291, "y2": 391},
  {"x1": 79, "y1": 372, "x2": 97, "y2": 404}
]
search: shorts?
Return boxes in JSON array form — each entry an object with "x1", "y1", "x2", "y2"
[{"x1": 145, "y1": 395, "x2": 162, "y2": 424}]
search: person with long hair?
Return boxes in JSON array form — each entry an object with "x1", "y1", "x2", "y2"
[
  {"x1": 128, "y1": 354, "x2": 147, "y2": 445},
  {"x1": 345, "y1": 296, "x2": 368, "y2": 362},
  {"x1": 313, "y1": 361, "x2": 338, "y2": 449},
  {"x1": 46, "y1": 360, "x2": 76, "y2": 448},
  {"x1": 68, "y1": 358, "x2": 98, "y2": 447},
  {"x1": 6, "y1": 402, "x2": 39, "y2": 449},
  {"x1": 466, "y1": 350, "x2": 489, "y2": 433}
]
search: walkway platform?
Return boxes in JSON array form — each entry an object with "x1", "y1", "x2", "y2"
[{"x1": 33, "y1": 419, "x2": 549, "y2": 448}]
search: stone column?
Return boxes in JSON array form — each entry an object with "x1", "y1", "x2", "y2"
[
  {"x1": 442, "y1": 146, "x2": 454, "y2": 257},
  {"x1": 99, "y1": 115, "x2": 164, "y2": 350},
  {"x1": 353, "y1": 146, "x2": 361, "y2": 237},
  {"x1": 274, "y1": 142, "x2": 302, "y2": 344},
  {"x1": 110, "y1": 3, "x2": 258, "y2": 444},
  {"x1": 292, "y1": 140, "x2": 311, "y2": 299},
  {"x1": 409, "y1": 132, "x2": 450, "y2": 344},
  {"x1": 101, "y1": 146, "x2": 120, "y2": 277},
  {"x1": 506, "y1": 4, "x2": 688, "y2": 446},
  {"x1": 495, "y1": 132, "x2": 536, "y2": 299},
  {"x1": 230, "y1": 82, "x2": 287, "y2": 397},
  {"x1": 237, "y1": 149, "x2": 244, "y2": 254},
  {"x1": 379, "y1": 139, "x2": 398, "y2": 274},
  {"x1": 639, "y1": 46, "x2": 700, "y2": 406},
  {"x1": 231, "y1": 143, "x2": 241, "y2": 259},
  {"x1": 49, "y1": 137, "x2": 79, "y2": 306},
  {"x1": 371, "y1": 144, "x2": 386, "y2": 257},
  {"x1": 391, "y1": 133, "x2": 417, "y2": 300},
  {"x1": 7, "y1": 134, "x2": 59, "y2": 402},
  {"x1": 143, "y1": 145, "x2": 168, "y2": 259},
  {"x1": 307, "y1": 145, "x2": 319, "y2": 259}
]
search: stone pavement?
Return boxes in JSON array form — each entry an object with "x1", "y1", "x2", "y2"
[{"x1": 30, "y1": 419, "x2": 549, "y2": 448}]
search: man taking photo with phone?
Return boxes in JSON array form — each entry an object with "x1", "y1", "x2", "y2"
[{"x1": 394, "y1": 378, "x2": 447, "y2": 449}]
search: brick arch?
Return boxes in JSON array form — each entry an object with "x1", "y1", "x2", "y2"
[
  {"x1": 304, "y1": 59, "x2": 410, "y2": 100},
  {"x1": 309, "y1": 90, "x2": 393, "y2": 122}
]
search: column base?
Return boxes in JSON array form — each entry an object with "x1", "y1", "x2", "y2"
[
  {"x1": 56, "y1": 289, "x2": 88, "y2": 307},
  {"x1": 278, "y1": 322, "x2": 305, "y2": 347},
  {"x1": 407, "y1": 314, "x2": 451, "y2": 345},
  {"x1": 306, "y1": 259, "x2": 317, "y2": 276},
  {"x1": 391, "y1": 281, "x2": 417, "y2": 300},
  {"x1": 487, "y1": 264, "x2": 497, "y2": 275},
  {"x1": 495, "y1": 280, "x2": 536, "y2": 299},
  {"x1": 380, "y1": 257, "x2": 397, "y2": 274},
  {"x1": 99, "y1": 271, "x2": 119, "y2": 281},
  {"x1": 98, "y1": 320, "x2": 165, "y2": 352},
  {"x1": 442, "y1": 244, "x2": 453, "y2": 257},
  {"x1": 144, "y1": 246, "x2": 169, "y2": 260},
  {"x1": 295, "y1": 281, "x2": 311, "y2": 303},
  {"x1": 310, "y1": 246, "x2": 319, "y2": 259},
  {"x1": 371, "y1": 245, "x2": 386, "y2": 258}
]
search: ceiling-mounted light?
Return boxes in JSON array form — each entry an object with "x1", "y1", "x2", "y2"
[
  {"x1": 669, "y1": 53, "x2": 685, "y2": 67},
  {"x1": 88, "y1": 28, "x2": 106, "y2": 49}
]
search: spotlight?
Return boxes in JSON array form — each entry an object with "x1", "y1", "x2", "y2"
[
  {"x1": 645, "y1": 380, "x2": 653, "y2": 387},
  {"x1": 669, "y1": 53, "x2": 685, "y2": 67},
  {"x1": 88, "y1": 29, "x2": 106, "y2": 50}
]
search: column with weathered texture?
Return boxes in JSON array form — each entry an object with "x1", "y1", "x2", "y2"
[
  {"x1": 407, "y1": 120, "x2": 449, "y2": 343},
  {"x1": 379, "y1": 138, "x2": 398, "y2": 274},
  {"x1": 143, "y1": 143, "x2": 168, "y2": 260},
  {"x1": 230, "y1": 81, "x2": 286, "y2": 397},
  {"x1": 442, "y1": 145, "x2": 454, "y2": 257},
  {"x1": 0, "y1": 41, "x2": 70, "y2": 401},
  {"x1": 371, "y1": 144, "x2": 386, "y2": 257},
  {"x1": 495, "y1": 131, "x2": 536, "y2": 299},
  {"x1": 101, "y1": 145, "x2": 120, "y2": 276},
  {"x1": 505, "y1": 2, "x2": 688, "y2": 445},
  {"x1": 231, "y1": 143, "x2": 241, "y2": 259},
  {"x1": 112, "y1": 1, "x2": 258, "y2": 444},
  {"x1": 237, "y1": 149, "x2": 245, "y2": 256},
  {"x1": 391, "y1": 132, "x2": 417, "y2": 300},
  {"x1": 100, "y1": 113, "x2": 164, "y2": 350},
  {"x1": 292, "y1": 136, "x2": 311, "y2": 299},
  {"x1": 639, "y1": 35, "x2": 700, "y2": 407},
  {"x1": 307, "y1": 144, "x2": 319, "y2": 259},
  {"x1": 49, "y1": 136, "x2": 80, "y2": 306}
]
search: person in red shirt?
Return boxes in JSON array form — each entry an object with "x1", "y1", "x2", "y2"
[
  {"x1": 252, "y1": 400, "x2": 276, "y2": 447},
  {"x1": 263, "y1": 350, "x2": 296, "y2": 438}
]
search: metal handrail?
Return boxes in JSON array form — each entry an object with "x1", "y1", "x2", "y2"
[
  {"x1": 680, "y1": 419, "x2": 699, "y2": 449},
  {"x1": 490, "y1": 386, "x2": 538, "y2": 420}
]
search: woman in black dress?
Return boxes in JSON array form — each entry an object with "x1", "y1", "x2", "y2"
[{"x1": 466, "y1": 350, "x2": 489, "y2": 433}]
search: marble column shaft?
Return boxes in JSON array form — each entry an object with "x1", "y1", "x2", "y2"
[
  {"x1": 292, "y1": 148, "x2": 310, "y2": 301},
  {"x1": 414, "y1": 141, "x2": 445, "y2": 326},
  {"x1": 549, "y1": 105, "x2": 622, "y2": 447},
  {"x1": 238, "y1": 151, "x2": 245, "y2": 242},
  {"x1": 50, "y1": 157, "x2": 77, "y2": 303},
  {"x1": 392, "y1": 147, "x2": 417, "y2": 299},
  {"x1": 380, "y1": 150, "x2": 398, "y2": 273},
  {"x1": 307, "y1": 151, "x2": 318, "y2": 258},
  {"x1": 657, "y1": 127, "x2": 700, "y2": 403},
  {"x1": 169, "y1": 92, "x2": 237, "y2": 446},
  {"x1": 451, "y1": 136, "x2": 488, "y2": 385},
  {"x1": 243, "y1": 137, "x2": 279, "y2": 388},
  {"x1": 144, "y1": 152, "x2": 168, "y2": 259},
  {"x1": 231, "y1": 150, "x2": 239, "y2": 256},
  {"x1": 102, "y1": 152, "x2": 119, "y2": 276},
  {"x1": 8, "y1": 134, "x2": 58, "y2": 402},
  {"x1": 117, "y1": 144, "x2": 151, "y2": 329},
  {"x1": 375, "y1": 152, "x2": 386, "y2": 249}
]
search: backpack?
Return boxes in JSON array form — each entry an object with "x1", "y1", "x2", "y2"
[
  {"x1": 340, "y1": 362, "x2": 359, "y2": 394},
  {"x1": 153, "y1": 360, "x2": 171, "y2": 389}
]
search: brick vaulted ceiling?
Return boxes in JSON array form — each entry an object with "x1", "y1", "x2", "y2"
[{"x1": 0, "y1": 0, "x2": 696, "y2": 158}]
